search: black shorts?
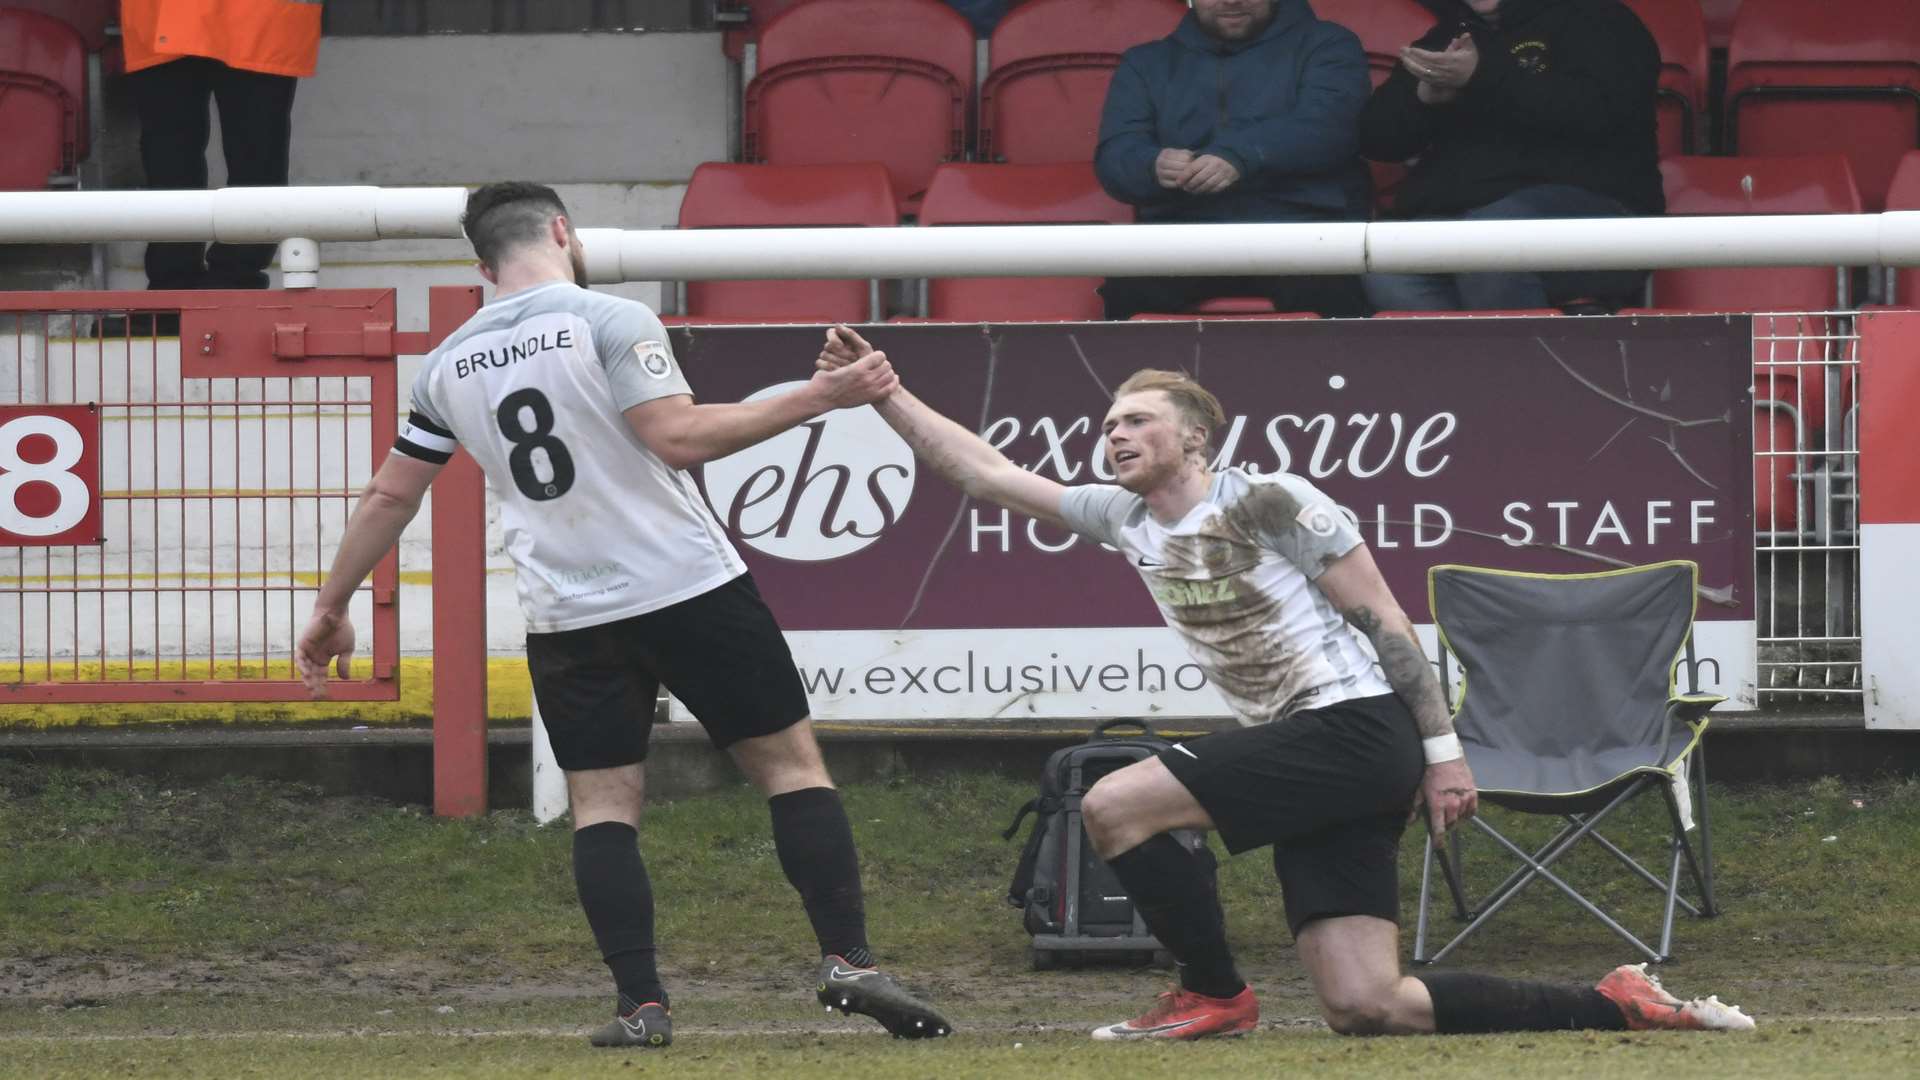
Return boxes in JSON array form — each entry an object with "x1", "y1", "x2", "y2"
[
  {"x1": 525, "y1": 573, "x2": 811, "y2": 771},
  {"x1": 1157, "y1": 693, "x2": 1425, "y2": 936}
]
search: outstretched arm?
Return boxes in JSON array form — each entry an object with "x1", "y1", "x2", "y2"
[
  {"x1": 623, "y1": 352, "x2": 899, "y2": 470},
  {"x1": 297, "y1": 451, "x2": 442, "y2": 696},
  {"x1": 1315, "y1": 543, "x2": 1478, "y2": 843},
  {"x1": 819, "y1": 326, "x2": 1068, "y2": 525}
]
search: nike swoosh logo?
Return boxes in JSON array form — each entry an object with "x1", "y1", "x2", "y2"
[
  {"x1": 1136, "y1": 1018, "x2": 1201, "y2": 1034},
  {"x1": 829, "y1": 966, "x2": 878, "y2": 980},
  {"x1": 1135, "y1": 556, "x2": 1164, "y2": 568},
  {"x1": 620, "y1": 1016, "x2": 649, "y2": 1037},
  {"x1": 1172, "y1": 744, "x2": 1198, "y2": 759}
]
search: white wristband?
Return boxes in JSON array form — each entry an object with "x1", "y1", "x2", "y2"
[{"x1": 1422, "y1": 733, "x2": 1464, "y2": 765}]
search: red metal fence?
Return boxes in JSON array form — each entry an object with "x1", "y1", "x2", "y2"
[{"x1": 0, "y1": 289, "x2": 414, "y2": 703}]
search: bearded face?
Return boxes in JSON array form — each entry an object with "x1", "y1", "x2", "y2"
[{"x1": 1191, "y1": 0, "x2": 1277, "y2": 42}]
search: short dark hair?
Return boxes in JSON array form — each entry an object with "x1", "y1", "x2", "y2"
[{"x1": 462, "y1": 182, "x2": 571, "y2": 269}]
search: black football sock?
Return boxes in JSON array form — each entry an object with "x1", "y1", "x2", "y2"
[
  {"x1": 1105, "y1": 833, "x2": 1244, "y2": 1000},
  {"x1": 572, "y1": 821, "x2": 666, "y2": 1011},
  {"x1": 1416, "y1": 972, "x2": 1628, "y2": 1033},
  {"x1": 770, "y1": 787, "x2": 873, "y2": 967}
]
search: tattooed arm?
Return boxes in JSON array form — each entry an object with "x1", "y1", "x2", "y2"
[
  {"x1": 1316, "y1": 543, "x2": 1479, "y2": 843},
  {"x1": 1323, "y1": 558, "x2": 1452, "y2": 740}
]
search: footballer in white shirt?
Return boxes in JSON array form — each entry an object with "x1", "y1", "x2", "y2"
[
  {"x1": 295, "y1": 183, "x2": 951, "y2": 1049},
  {"x1": 817, "y1": 321, "x2": 1753, "y2": 1042}
]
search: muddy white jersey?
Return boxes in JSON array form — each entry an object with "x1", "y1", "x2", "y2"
[
  {"x1": 394, "y1": 282, "x2": 744, "y2": 633},
  {"x1": 1059, "y1": 467, "x2": 1393, "y2": 724}
]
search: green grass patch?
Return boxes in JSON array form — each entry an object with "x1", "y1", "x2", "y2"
[
  {"x1": 3, "y1": 763, "x2": 1919, "y2": 1076},
  {"x1": 6, "y1": 1025, "x2": 1919, "y2": 1080}
]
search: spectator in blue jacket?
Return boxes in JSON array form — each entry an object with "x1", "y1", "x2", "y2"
[{"x1": 1094, "y1": 0, "x2": 1373, "y2": 320}]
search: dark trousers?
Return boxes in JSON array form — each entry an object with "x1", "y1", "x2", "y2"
[
  {"x1": 1100, "y1": 272, "x2": 1372, "y2": 321},
  {"x1": 1363, "y1": 184, "x2": 1648, "y2": 312},
  {"x1": 131, "y1": 57, "x2": 299, "y2": 290}
]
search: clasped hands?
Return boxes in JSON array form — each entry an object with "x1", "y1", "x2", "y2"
[
  {"x1": 1402, "y1": 33, "x2": 1478, "y2": 104},
  {"x1": 1154, "y1": 149, "x2": 1242, "y2": 195}
]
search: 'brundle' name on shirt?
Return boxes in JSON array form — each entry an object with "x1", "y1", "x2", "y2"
[{"x1": 453, "y1": 328, "x2": 573, "y2": 379}]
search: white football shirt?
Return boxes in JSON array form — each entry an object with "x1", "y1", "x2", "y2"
[
  {"x1": 395, "y1": 282, "x2": 745, "y2": 633},
  {"x1": 1059, "y1": 467, "x2": 1394, "y2": 724}
]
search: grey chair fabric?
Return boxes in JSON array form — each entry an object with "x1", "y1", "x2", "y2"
[
  {"x1": 1414, "y1": 560, "x2": 1723, "y2": 965},
  {"x1": 1435, "y1": 561, "x2": 1714, "y2": 814}
]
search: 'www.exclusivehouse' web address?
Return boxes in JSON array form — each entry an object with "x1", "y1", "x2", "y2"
[{"x1": 798, "y1": 650, "x2": 1212, "y2": 697}]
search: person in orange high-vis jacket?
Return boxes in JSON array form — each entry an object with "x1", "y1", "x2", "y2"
[{"x1": 120, "y1": 1, "x2": 322, "y2": 292}]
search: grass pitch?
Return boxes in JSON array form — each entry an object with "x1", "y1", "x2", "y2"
[{"x1": 3, "y1": 761, "x2": 1919, "y2": 1077}]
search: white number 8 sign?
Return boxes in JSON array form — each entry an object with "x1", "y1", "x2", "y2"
[{"x1": 0, "y1": 407, "x2": 102, "y2": 545}]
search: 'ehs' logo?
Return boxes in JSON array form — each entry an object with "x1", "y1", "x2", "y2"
[{"x1": 701, "y1": 381, "x2": 915, "y2": 561}]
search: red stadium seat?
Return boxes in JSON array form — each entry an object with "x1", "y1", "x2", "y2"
[
  {"x1": 1700, "y1": 0, "x2": 1740, "y2": 50},
  {"x1": 1126, "y1": 297, "x2": 1333, "y2": 321},
  {"x1": 1619, "y1": 0, "x2": 1709, "y2": 156},
  {"x1": 1118, "y1": 295, "x2": 1309, "y2": 320},
  {"x1": 1658, "y1": 154, "x2": 1863, "y2": 217},
  {"x1": 1367, "y1": 159, "x2": 1408, "y2": 217},
  {"x1": 1312, "y1": 0, "x2": 1437, "y2": 89},
  {"x1": 1726, "y1": 0, "x2": 1920, "y2": 211},
  {"x1": 1888, "y1": 150, "x2": 1920, "y2": 210},
  {"x1": 1749, "y1": 311, "x2": 1852, "y2": 441},
  {"x1": 716, "y1": 0, "x2": 816, "y2": 63},
  {"x1": 674, "y1": 162, "x2": 898, "y2": 324},
  {"x1": 978, "y1": 0, "x2": 1186, "y2": 164},
  {"x1": 0, "y1": 7, "x2": 86, "y2": 189},
  {"x1": 1754, "y1": 403, "x2": 1801, "y2": 534},
  {"x1": 1374, "y1": 309, "x2": 1563, "y2": 318},
  {"x1": 0, "y1": 84, "x2": 68, "y2": 190},
  {"x1": 1638, "y1": 155, "x2": 1862, "y2": 435},
  {"x1": 744, "y1": 0, "x2": 975, "y2": 214},
  {"x1": 1128, "y1": 311, "x2": 1322, "y2": 321},
  {"x1": 917, "y1": 163, "x2": 1131, "y2": 321},
  {"x1": 3, "y1": 0, "x2": 113, "y2": 50},
  {"x1": 1650, "y1": 154, "x2": 1861, "y2": 312},
  {"x1": 1192, "y1": 297, "x2": 1276, "y2": 315}
]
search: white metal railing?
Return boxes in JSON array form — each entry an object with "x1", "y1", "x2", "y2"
[
  {"x1": 0, "y1": 187, "x2": 465, "y2": 244},
  {"x1": 1, "y1": 188, "x2": 1918, "y2": 281},
  {"x1": 1754, "y1": 312, "x2": 1861, "y2": 703},
  {"x1": 580, "y1": 213, "x2": 1920, "y2": 281}
]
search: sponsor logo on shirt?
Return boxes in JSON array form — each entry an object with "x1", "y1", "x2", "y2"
[
  {"x1": 1296, "y1": 503, "x2": 1340, "y2": 537},
  {"x1": 553, "y1": 562, "x2": 620, "y2": 587},
  {"x1": 635, "y1": 340, "x2": 673, "y2": 379},
  {"x1": 1148, "y1": 577, "x2": 1240, "y2": 607},
  {"x1": 1512, "y1": 40, "x2": 1549, "y2": 75}
]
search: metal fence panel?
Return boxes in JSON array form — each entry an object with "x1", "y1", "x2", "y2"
[
  {"x1": 1754, "y1": 311, "x2": 1861, "y2": 703},
  {"x1": 0, "y1": 292, "x2": 400, "y2": 702}
]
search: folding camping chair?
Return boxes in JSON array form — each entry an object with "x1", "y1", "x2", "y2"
[{"x1": 1413, "y1": 561, "x2": 1723, "y2": 965}]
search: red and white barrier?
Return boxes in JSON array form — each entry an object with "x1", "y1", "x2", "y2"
[{"x1": 1859, "y1": 309, "x2": 1920, "y2": 729}]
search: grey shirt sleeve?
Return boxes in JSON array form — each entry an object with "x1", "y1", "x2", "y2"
[
  {"x1": 393, "y1": 355, "x2": 459, "y2": 464},
  {"x1": 405, "y1": 357, "x2": 451, "y2": 432},
  {"x1": 1058, "y1": 484, "x2": 1140, "y2": 547},
  {"x1": 1248, "y1": 473, "x2": 1363, "y2": 580},
  {"x1": 592, "y1": 298, "x2": 693, "y2": 410}
]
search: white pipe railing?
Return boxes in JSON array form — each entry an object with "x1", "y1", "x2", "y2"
[
  {"x1": 0, "y1": 187, "x2": 468, "y2": 243},
  {"x1": 2, "y1": 187, "x2": 1917, "y2": 282},
  {"x1": 578, "y1": 213, "x2": 1920, "y2": 282}
]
